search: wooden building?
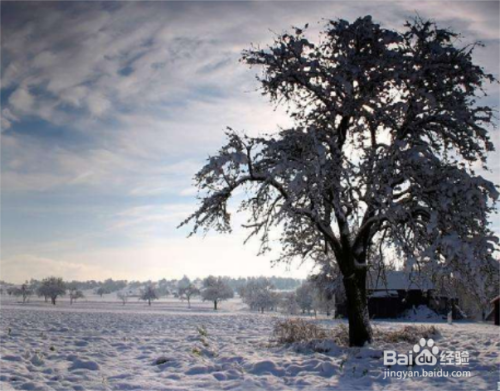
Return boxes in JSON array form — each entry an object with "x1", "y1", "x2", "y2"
[{"x1": 336, "y1": 271, "x2": 457, "y2": 319}]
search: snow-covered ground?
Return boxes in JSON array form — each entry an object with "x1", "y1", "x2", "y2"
[{"x1": 1, "y1": 296, "x2": 498, "y2": 391}]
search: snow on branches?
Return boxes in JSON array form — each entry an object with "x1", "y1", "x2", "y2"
[{"x1": 181, "y1": 16, "x2": 498, "y2": 306}]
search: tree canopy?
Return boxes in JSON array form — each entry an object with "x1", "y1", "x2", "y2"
[{"x1": 182, "y1": 16, "x2": 498, "y2": 345}]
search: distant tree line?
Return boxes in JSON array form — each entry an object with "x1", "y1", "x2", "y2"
[
  {"x1": 1, "y1": 277, "x2": 84, "y2": 306},
  {"x1": 0, "y1": 275, "x2": 305, "y2": 310},
  {"x1": 3, "y1": 276, "x2": 301, "y2": 296},
  {"x1": 239, "y1": 272, "x2": 343, "y2": 317}
]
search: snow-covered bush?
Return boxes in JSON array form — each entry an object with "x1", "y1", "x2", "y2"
[{"x1": 201, "y1": 276, "x2": 233, "y2": 310}]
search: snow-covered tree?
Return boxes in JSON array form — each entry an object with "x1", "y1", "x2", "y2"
[
  {"x1": 431, "y1": 266, "x2": 498, "y2": 320},
  {"x1": 314, "y1": 293, "x2": 335, "y2": 317},
  {"x1": 310, "y1": 262, "x2": 344, "y2": 317},
  {"x1": 241, "y1": 278, "x2": 279, "y2": 313},
  {"x1": 201, "y1": 276, "x2": 234, "y2": 310},
  {"x1": 37, "y1": 277, "x2": 66, "y2": 305},
  {"x1": 141, "y1": 285, "x2": 158, "y2": 306},
  {"x1": 117, "y1": 291, "x2": 129, "y2": 305},
  {"x1": 178, "y1": 283, "x2": 200, "y2": 308},
  {"x1": 279, "y1": 292, "x2": 300, "y2": 315},
  {"x1": 182, "y1": 16, "x2": 498, "y2": 346},
  {"x1": 295, "y1": 281, "x2": 315, "y2": 314}
]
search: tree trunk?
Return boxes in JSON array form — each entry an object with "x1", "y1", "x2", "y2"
[
  {"x1": 188, "y1": 297, "x2": 191, "y2": 308},
  {"x1": 51, "y1": 297, "x2": 56, "y2": 305},
  {"x1": 261, "y1": 307, "x2": 264, "y2": 314},
  {"x1": 342, "y1": 270, "x2": 372, "y2": 347},
  {"x1": 148, "y1": 299, "x2": 151, "y2": 306},
  {"x1": 213, "y1": 301, "x2": 218, "y2": 310}
]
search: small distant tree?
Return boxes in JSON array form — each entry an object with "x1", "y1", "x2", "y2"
[
  {"x1": 96, "y1": 286, "x2": 110, "y2": 297},
  {"x1": 35, "y1": 285, "x2": 48, "y2": 302},
  {"x1": 13, "y1": 283, "x2": 33, "y2": 303},
  {"x1": 37, "y1": 277, "x2": 66, "y2": 305},
  {"x1": 100, "y1": 278, "x2": 127, "y2": 294},
  {"x1": 178, "y1": 283, "x2": 200, "y2": 308},
  {"x1": 241, "y1": 279, "x2": 278, "y2": 313},
  {"x1": 156, "y1": 278, "x2": 171, "y2": 297},
  {"x1": 295, "y1": 282, "x2": 315, "y2": 315},
  {"x1": 201, "y1": 276, "x2": 234, "y2": 310},
  {"x1": 310, "y1": 262, "x2": 343, "y2": 317},
  {"x1": 117, "y1": 292, "x2": 129, "y2": 305},
  {"x1": 177, "y1": 276, "x2": 191, "y2": 290},
  {"x1": 69, "y1": 288, "x2": 84, "y2": 305},
  {"x1": 312, "y1": 290, "x2": 336, "y2": 317},
  {"x1": 280, "y1": 292, "x2": 300, "y2": 315},
  {"x1": 141, "y1": 285, "x2": 158, "y2": 306}
]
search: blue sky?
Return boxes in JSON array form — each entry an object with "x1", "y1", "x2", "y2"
[{"x1": 1, "y1": 1, "x2": 499, "y2": 283}]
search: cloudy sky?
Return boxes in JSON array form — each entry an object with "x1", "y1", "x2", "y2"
[{"x1": 1, "y1": 1, "x2": 499, "y2": 283}]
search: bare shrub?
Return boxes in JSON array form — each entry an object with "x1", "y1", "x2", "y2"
[
  {"x1": 273, "y1": 320, "x2": 441, "y2": 349},
  {"x1": 272, "y1": 319, "x2": 329, "y2": 344},
  {"x1": 375, "y1": 325, "x2": 441, "y2": 344},
  {"x1": 330, "y1": 323, "x2": 350, "y2": 347}
]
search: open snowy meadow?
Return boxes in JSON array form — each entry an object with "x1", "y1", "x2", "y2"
[{"x1": 1, "y1": 295, "x2": 498, "y2": 391}]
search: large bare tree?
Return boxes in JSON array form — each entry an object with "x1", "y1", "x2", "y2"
[{"x1": 181, "y1": 16, "x2": 498, "y2": 346}]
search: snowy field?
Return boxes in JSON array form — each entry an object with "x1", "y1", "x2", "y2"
[{"x1": 1, "y1": 295, "x2": 499, "y2": 391}]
